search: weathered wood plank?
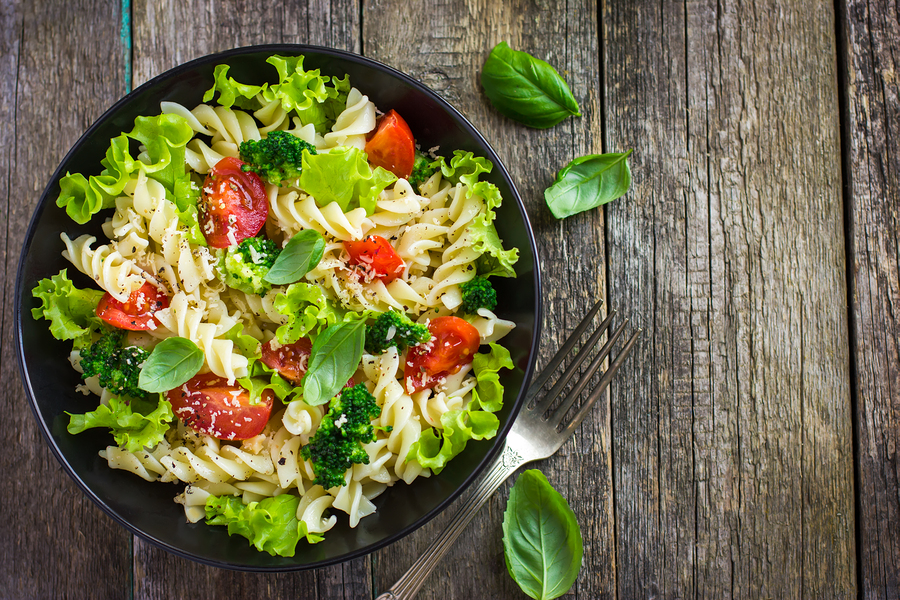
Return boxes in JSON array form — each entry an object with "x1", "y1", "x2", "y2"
[
  {"x1": 129, "y1": 2, "x2": 369, "y2": 598},
  {"x1": 604, "y1": 0, "x2": 855, "y2": 598},
  {"x1": 0, "y1": 1, "x2": 133, "y2": 598},
  {"x1": 365, "y1": 0, "x2": 612, "y2": 598},
  {"x1": 840, "y1": 0, "x2": 900, "y2": 597}
]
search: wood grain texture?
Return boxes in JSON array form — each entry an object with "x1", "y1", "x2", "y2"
[
  {"x1": 840, "y1": 0, "x2": 900, "y2": 597},
  {"x1": 603, "y1": 0, "x2": 855, "y2": 598},
  {"x1": 0, "y1": 1, "x2": 133, "y2": 598},
  {"x1": 364, "y1": 0, "x2": 612, "y2": 598}
]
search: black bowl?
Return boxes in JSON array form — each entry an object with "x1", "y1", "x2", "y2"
[{"x1": 15, "y1": 44, "x2": 541, "y2": 571}]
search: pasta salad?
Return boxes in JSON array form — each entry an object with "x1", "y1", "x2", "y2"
[{"x1": 31, "y1": 55, "x2": 520, "y2": 557}]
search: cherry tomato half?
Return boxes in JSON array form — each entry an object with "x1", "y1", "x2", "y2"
[
  {"x1": 344, "y1": 235, "x2": 405, "y2": 283},
  {"x1": 364, "y1": 110, "x2": 415, "y2": 179},
  {"x1": 405, "y1": 316, "x2": 481, "y2": 393},
  {"x1": 199, "y1": 156, "x2": 269, "y2": 248},
  {"x1": 260, "y1": 338, "x2": 312, "y2": 385},
  {"x1": 166, "y1": 372, "x2": 273, "y2": 441},
  {"x1": 96, "y1": 282, "x2": 169, "y2": 331}
]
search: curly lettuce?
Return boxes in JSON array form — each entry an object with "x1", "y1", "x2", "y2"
[
  {"x1": 274, "y1": 282, "x2": 341, "y2": 344},
  {"x1": 407, "y1": 343, "x2": 515, "y2": 473},
  {"x1": 299, "y1": 146, "x2": 397, "y2": 215},
  {"x1": 205, "y1": 494, "x2": 323, "y2": 557},
  {"x1": 56, "y1": 113, "x2": 203, "y2": 244},
  {"x1": 66, "y1": 395, "x2": 174, "y2": 452},
  {"x1": 31, "y1": 269, "x2": 105, "y2": 349}
]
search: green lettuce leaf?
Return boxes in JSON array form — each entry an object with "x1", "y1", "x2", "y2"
[
  {"x1": 299, "y1": 146, "x2": 397, "y2": 215},
  {"x1": 469, "y1": 343, "x2": 515, "y2": 412},
  {"x1": 274, "y1": 282, "x2": 341, "y2": 344},
  {"x1": 205, "y1": 494, "x2": 323, "y2": 557},
  {"x1": 202, "y1": 64, "x2": 266, "y2": 110},
  {"x1": 31, "y1": 269, "x2": 105, "y2": 348},
  {"x1": 237, "y1": 359, "x2": 299, "y2": 405},
  {"x1": 407, "y1": 409, "x2": 500, "y2": 474},
  {"x1": 127, "y1": 114, "x2": 205, "y2": 245},
  {"x1": 262, "y1": 55, "x2": 350, "y2": 133},
  {"x1": 56, "y1": 172, "x2": 117, "y2": 225},
  {"x1": 66, "y1": 395, "x2": 174, "y2": 452},
  {"x1": 465, "y1": 221, "x2": 519, "y2": 278}
]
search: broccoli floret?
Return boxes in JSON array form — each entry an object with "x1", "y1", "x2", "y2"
[
  {"x1": 238, "y1": 131, "x2": 317, "y2": 185},
  {"x1": 365, "y1": 310, "x2": 432, "y2": 355},
  {"x1": 218, "y1": 236, "x2": 281, "y2": 295},
  {"x1": 407, "y1": 151, "x2": 438, "y2": 191},
  {"x1": 79, "y1": 329, "x2": 149, "y2": 399},
  {"x1": 460, "y1": 276, "x2": 498, "y2": 314},
  {"x1": 300, "y1": 384, "x2": 382, "y2": 489}
]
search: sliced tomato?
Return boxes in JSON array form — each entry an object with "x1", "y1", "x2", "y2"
[
  {"x1": 199, "y1": 156, "x2": 269, "y2": 248},
  {"x1": 344, "y1": 235, "x2": 405, "y2": 283},
  {"x1": 96, "y1": 282, "x2": 169, "y2": 331},
  {"x1": 364, "y1": 110, "x2": 415, "y2": 179},
  {"x1": 405, "y1": 316, "x2": 481, "y2": 392},
  {"x1": 166, "y1": 372, "x2": 273, "y2": 441},
  {"x1": 260, "y1": 338, "x2": 312, "y2": 385}
]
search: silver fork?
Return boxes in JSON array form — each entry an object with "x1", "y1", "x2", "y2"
[{"x1": 375, "y1": 300, "x2": 641, "y2": 600}]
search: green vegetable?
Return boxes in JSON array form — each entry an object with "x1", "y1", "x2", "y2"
[
  {"x1": 138, "y1": 337, "x2": 204, "y2": 393},
  {"x1": 299, "y1": 146, "x2": 397, "y2": 215},
  {"x1": 56, "y1": 114, "x2": 204, "y2": 244},
  {"x1": 273, "y1": 282, "x2": 340, "y2": 344},
  {"x1": 468, "y1": 343, "x2": 514, "y2": 412},
  {"x1": 407, "y1": 151, "x2": 438, "y2": 191},
  {"x1": 465, "y1": 221, "x2": 519, "y2": 278},
  {"x1": 406, "y1": 409, "x2": 499, "y2": 474},
  {"x1": 79, "y1": 329, "x2": 150, "y2": 399},
  {"x1": 480, "y1": 41, "x2": 581, "y2": 129},
  {"x1": 544, "y1": 151, "x2": 633, "y2": 219},
  {"x1": 205, "y1": 494, "x2": 323, "y2": 557},
  {"x1": 218, "y1": 236, "x2": 282, "y2": 295},
  {"x1": 239, "y1": 130, "x2": 317, "y2": 185},
  {"x1": 502, "y1": 470, "x2": 583, "y2": 600},
  {"x1": 460, "y1": 276, "x2": 497, "y2": 314},
  {"x1": 300, "y1": 383, "x2": 382, "y2": 489},
  {"x1": 364, "y1": 310, "x2": 431, "y2": 355},
  {"x1": 261, "y1": 55, "x2": 352, "y2": 134},
  {"x1": 237, "y1": 359, "x2": 299, "y2": 406},
  {"x1": 66, "y1": 395, "x2": 174, "y2": 452},
  {"x1": 407, "y1": 343, "x2": 513, "y2": 472},
  {"x1": 202, "y1": 64, "x2": 266, "y2": 110},
  {"x1": 31, "y1": 269, "x2": 105, "y2": 349},
  {"x1": 302, "y1": 321, "x2": 366, "y2": 406},
  {"x1": 264, "y1": 229, "x2": 325, "y2": 285}
]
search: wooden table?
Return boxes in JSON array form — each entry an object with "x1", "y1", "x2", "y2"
[{"x1": 1, "y1": 0, "x2": 897, "y2": 598}]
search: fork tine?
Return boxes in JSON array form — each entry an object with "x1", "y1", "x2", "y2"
[
  {"x1": 530, "y1": 309, "x2": 616, "y2": 416},
  {"x1": 545, "y1": 319, "x2": 629, "y2": 429},
  {"x1": 522, "y1": 299, "x2": 604, "y2": 406},
  {"x1": 558, "y1": 328, "x2": 642, "y2": 438}
]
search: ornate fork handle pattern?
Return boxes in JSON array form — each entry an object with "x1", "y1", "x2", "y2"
[{"x1": 374, "y1": 438, "x2": 527, "y2": 600}]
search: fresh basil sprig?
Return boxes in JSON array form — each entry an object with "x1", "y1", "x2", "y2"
[
  {"x1": 138, "y1": 337, "x2": 204, "y2": 393},
  {"x1": 502, "y1": 470, "x2": 583, "y2": 600},
  {"x1": 480, "y1": 41, "x2": 580, "y2": 129},
  {"x1": 264, "y1": 229, "x2": 326, "y2": 285},
  {"x1": 302, "y1": 320, "x2": 365, "y2": 406},
  {"x1": 544, "y1": 151, "x2": 632, "y2": 219}
]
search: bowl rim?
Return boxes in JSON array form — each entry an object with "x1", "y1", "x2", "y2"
[{"x1": 14, "y1": 43, "x2": 543, "y2": 571}]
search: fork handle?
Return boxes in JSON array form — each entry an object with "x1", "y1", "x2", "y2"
[{"x1": 375, "y1": 439, "x2": 526, "y2": 600}]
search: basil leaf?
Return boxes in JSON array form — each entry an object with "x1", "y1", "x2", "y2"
[
  {"x1": 544, "y1": 151, "x2": 632, "y2": 219},
  {"x1": 480, "y1": 42, "x2": 580, "y2": 129},
  {"x1": 138, "y1": 337, "x2": 204, "y2": 393},
  {"x1": 264, "y1": 229, "x2": 326, "y2": 285},
  {"x1": 302, "y1": 321, "x2": 365, "y2": 406},
  {"x1": 502, "y1": 470, "x2": 583, "y2": 600}
]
